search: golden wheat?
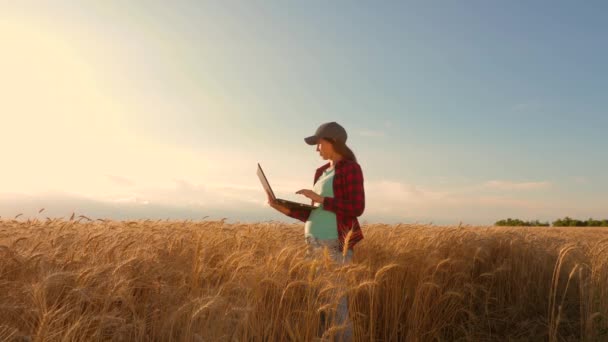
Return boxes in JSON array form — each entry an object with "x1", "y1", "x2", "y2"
[{"x1": 0, "y1": 219, "x2": 607, "y2": 341}]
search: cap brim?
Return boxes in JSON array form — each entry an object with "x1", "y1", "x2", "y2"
[{"x1": 304, "y1": 135, "x2": 319, "y2": 145}]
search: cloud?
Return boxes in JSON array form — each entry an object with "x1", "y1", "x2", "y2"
[
  {"x1": 367, "y1": 181, "x2": 446, "y2": 203},
  {"x1": 112, "y1": 196, "x2": 149, "y2": 205},
  {"x1": 2, "y1": 176, "x2": 605, "y2": 226},
  {"x1": 0, "y1": 167, "x2": 273, "y2": 220},
  {"x1": 483, "y1": 180, "x2": 551, "y2": 191},
  {"x1": 0, "y1": 187, "x2": 274, "y2": 223},
  {"x1": 360, "y1": 179, "x2": 568, "y2": 224},
  {"x1": 363, "y1": 180, "x2": 449, "y2": 221}
]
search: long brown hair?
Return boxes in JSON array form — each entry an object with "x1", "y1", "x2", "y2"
[{"x1": 324, "y1": 138, "x2": 357, "y2": 163}]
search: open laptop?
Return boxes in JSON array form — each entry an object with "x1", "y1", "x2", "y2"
[{"x1": 257, "y1": 163, "x2": 316, "y2": 210}]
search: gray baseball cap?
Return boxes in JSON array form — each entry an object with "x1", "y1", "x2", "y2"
[{"x1": 304, "y1": 122, "x2": 348, "y2": 145}]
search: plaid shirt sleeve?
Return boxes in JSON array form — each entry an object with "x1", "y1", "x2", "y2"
[{"x1": 322, "y1": 162, "x2": 365, "y2": 217}]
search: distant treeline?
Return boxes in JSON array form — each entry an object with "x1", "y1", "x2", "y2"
[
  {"x1": 495, "y1": 217, "x2": 608, "y2": 227},
  {"x1": 495, "y1": 218, "x2": 550, "y2": 226}
]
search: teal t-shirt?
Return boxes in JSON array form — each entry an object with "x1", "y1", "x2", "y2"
[{"x1": 304, "y1": 168, "x2": 338, "y2": 240}]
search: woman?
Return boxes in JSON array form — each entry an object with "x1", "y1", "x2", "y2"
[{"x1": 266, "y1": 121, "x2": 365, "y2": 340}]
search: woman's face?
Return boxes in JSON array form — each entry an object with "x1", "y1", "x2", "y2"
[{"x1": 316, "y1": 138, "x2": 335, "y2": 160}]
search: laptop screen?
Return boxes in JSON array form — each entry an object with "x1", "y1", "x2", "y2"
[{"x1": 257, "y1": 163, "x2": 276, "y2": 200}]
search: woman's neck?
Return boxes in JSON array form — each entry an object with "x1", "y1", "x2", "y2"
[{"x1": 329, "y1": 155, "x2": 343, "y2": 168}]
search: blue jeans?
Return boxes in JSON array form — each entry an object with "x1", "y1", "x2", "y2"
[{"x1": 305, "y1": 237, "x2": 354, "y2": 341}]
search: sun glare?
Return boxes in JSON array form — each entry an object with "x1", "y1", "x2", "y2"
[{"x1": 0, "y1": 19, "x2": 131, "y2": 193}]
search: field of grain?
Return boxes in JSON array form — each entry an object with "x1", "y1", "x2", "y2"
[{"x1": 0, "y1": 218, "x2": 607, "y2": 341}]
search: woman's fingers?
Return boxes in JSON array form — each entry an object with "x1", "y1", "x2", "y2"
[{"x1": 265, "y1": 193, "x2": 282, "y2": 210}]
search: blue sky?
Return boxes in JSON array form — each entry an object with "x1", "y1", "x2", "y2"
[{"x1": 1, "y1": 1, "x2": 606, "y2": 224}]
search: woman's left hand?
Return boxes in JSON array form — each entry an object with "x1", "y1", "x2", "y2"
[{"x1": 296, "y1": 189, "x2": 324, "y2": 204}]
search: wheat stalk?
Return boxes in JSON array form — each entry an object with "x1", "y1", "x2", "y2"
[{"x1": 0, "y1": 219, "x2": 605, "y2": 341}]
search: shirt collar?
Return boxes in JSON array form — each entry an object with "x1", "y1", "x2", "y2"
[{"x1": 318, "y1": 159, "x2": 348, "y2": 172}]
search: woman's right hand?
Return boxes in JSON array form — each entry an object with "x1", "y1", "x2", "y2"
[{"x1": 266, "y1": 190, "x2": 291, "y2": 215}]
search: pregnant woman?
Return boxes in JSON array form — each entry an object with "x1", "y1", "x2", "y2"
[{"x1": 266, "y1": 121, "x2": 365, "y2": 341}]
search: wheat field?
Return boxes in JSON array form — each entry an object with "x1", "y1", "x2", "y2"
[{"x1": 0, "y1": 217, "x2": 607, "y2": 341}]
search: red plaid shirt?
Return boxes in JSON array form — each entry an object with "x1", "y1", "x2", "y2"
[{"x1": 288, "y1": 159, "x2": 365, "y2": 250}]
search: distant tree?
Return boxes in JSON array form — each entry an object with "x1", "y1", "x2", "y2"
[
  {"x1": 498, "y1": 217, "x2": 608, "y2": 227},
  {"x1": 552, "y1": 217, "x2": 608, "y2": 227},
  {"x1": 553, "y1": 217, "x2": 577, "y2": 227},
  {"x1": 531, "y1": 220, "x2": 550, "y2": 227},
  {"x1": 495, "y1": 218, "x2": 550, "y2": 227}
]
